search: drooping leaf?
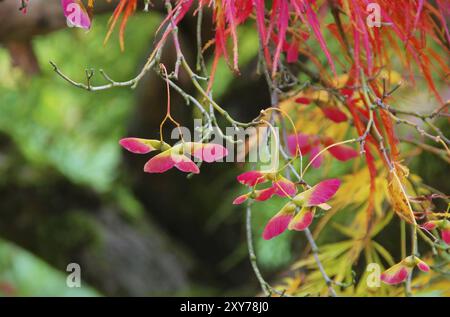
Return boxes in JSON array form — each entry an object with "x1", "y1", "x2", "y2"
[
  {"x1": 387, "y1": 169, "x2": 416, "y2": 224},
  {"x1": 321, "y1": 106, "x2": 348, "y2": 123}
]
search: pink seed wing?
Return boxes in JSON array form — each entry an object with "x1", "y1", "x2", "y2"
[
  {"x1": 380, "y1": 264, "x2": 410, "y2": 285},
  {"x1": 273, "y1": 177, "x2": 297, "y2": 197},
  {"x1": 186, "y1": 142, "x2": 228, "y2": 163},
  {"x1": 441, "y1": 228, "x2": 450, "y2": 245},
  {"x1": 255, "y1": 187, "x2": 276, "y2": 202},
  {"x1": 143, "y1": 150, "x2": 176, "y2": 173},
  {"x1": 327, "y1": 144, "x2": 358, "y2": 161},
  {"x1": 309, "y1": 145, "x2": 323, "y2": 168},
  {"x1": 416, "y1": 259, "x2": 430, "y2": 272},
  {"x1": 174, "y1": 155, "x2": 200, "y2": 174},
  {"x1": 237, "y1": 171, "x2": 267, "y2": 187},
  {"x1": 288, "y1": 207, "x2": 315, "y2": 231},
  {"x1": 262, "y1": 214, "x2": 293, "y2": 240},
  {"x1": 233, "y1": 194, "x2": 249, "y2": 205},
  {"x1": 307, "y1": 179, "x2": 341, "y2": 206},
  {"x1": 262, "y1": 203, "x2": 295, "y2": 240},
  {"x1": 119, "y1": 138, "x2": 159, "y2": 154},
  {"x1": 287, "y1": 133, "x2": 312, "y2": 156},
  {"x1": 421, "y1": 221, "x2": 437, "y2": 231}
]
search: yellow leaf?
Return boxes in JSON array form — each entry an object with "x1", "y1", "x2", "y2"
[
  {"x1": 379, "y1": 69, "x2": 403, "y2": 86},
  {"x1": 331, "y1": 74, "x2": 349, "y2": 88},
  {"x1": 387, "y1": 167, "x2": 416, "y2": 224}
]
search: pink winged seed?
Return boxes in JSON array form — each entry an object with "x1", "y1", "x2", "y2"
[
  {"x1": 262, "y1": 213, "x2": 293, "y2": 240},
  {"x1": 287, "y1": 133, "x2": 311, "y2": 156},
  {"x1": 119, "y1": 138, "x2": 157, "y2": 154},
  {"x1": 237, "y1": 171, "x2": 267, "y2": 187},
  {"x1": 273, "y1": 177, "x2": 297, "y2": 197},
  {"x1": 144, "y1": 151, "x2": 176, "y2": 173},
  {"x1": 380, "y1": 264, "x2": 410, "y2": 285},
  {"x1": 309, "y1": 145, "x2": 323, "y2": 169},
  {"x1": 417, "y1": 260, "x2": 430, "y2": 273},
  {"x1": 307, "y1": 179, "x2": 341, "y2": 206},
  {"x1": 255, "y1": 187, "x2": 277, "y2": 202},
  {"x1": 422, "y1": 221, "x2": 438, "y2": 231},
  {"x1": 288, "y1": 208, "x2": 315, "y2": 231},
  {"x1": 189, "y1": 143, "x2": 228, "y2": 163},
  {"x1": 233, "y1": 194, "x2": 249, "y2": 205},
  {"x1": 262, "y1": 202, "x2": 297, "y2": 240},
  {"x1": 174, "y1": 155, "x2": 200, "y2": 174},
  {"x1": 442, "y1": 228, "x2": 450, "y2": 245},
  {"x1": 327, "y1": 144, "x2": 359, "y2": 161},
  {"x1": 144, "y1": 151, "x2": 199, "y2": 174}
]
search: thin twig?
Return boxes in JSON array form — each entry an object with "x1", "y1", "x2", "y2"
[
  {"x1": 246, "y1": 204, "x2": 271, "y2": 296},
  {"x1": 376, "y1": 99, "x2": 450, "y2": 148},
  {"x1": 405, "y1": 224, "x2": 418, "y2": 297},
  {"x1": 165, "y1": 0, "x2": 183, "y2": 78},
  {"x1": 304, "y1": 228, "x2": 338, "y2": 297},
  {"x1": 400, "y1": 137, "x2": 450, "y2": 164},
  {"x1": 246, "y1": 204, "x2": 292, "y2": 297},
  {"x1": 195, "y1": 2, "x2": 207, "y2": 75}
]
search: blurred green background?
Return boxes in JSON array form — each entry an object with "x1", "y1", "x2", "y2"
[{"x1": 0, "y1": 12, "x2": 285, "y2": 296}]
